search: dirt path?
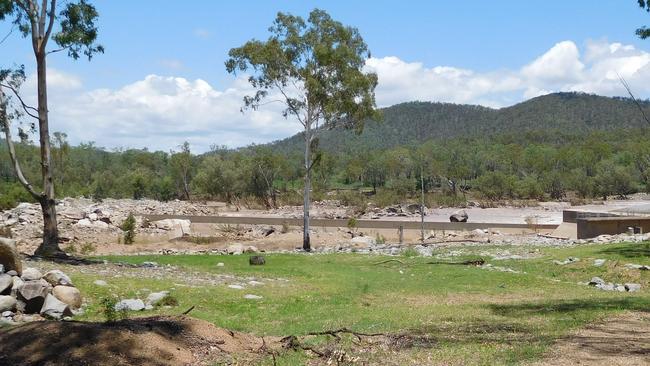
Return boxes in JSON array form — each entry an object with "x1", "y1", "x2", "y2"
[{"x1": 534, "y1": 312, "x2": 650, "y2": 366}]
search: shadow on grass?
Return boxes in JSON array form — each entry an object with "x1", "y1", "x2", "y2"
[
  {"x1": 597, "y1": 243, "x2": 650, "y2": 259},
  {"x1": 489, "y1": 297, "x2": 649, "y2": 318}
]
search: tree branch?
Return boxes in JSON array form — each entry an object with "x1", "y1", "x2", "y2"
[
  {"x1": 618, "y1": 73, "x2": 650, "y2": 126},
  {"x1": 0, "y1": 83, "x2": 39, "y2": 119},
  {"x1": 0, "y1": 89, "x2": 42, "y2": 200},
  {"x1": 42, "y1": 0, "x2": 57, "y2": 51}
]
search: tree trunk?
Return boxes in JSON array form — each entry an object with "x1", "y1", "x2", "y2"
[
  {"x1": 303, "y1": 126, "x2": 311, "y2": 252},
  {"x1": 33, "y1": 51, "x2": 62, "y2": 257}
]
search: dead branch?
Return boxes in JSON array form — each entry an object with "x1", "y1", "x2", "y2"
[
  {"x1": 181, "y1": 306, "x2": 195, "y2": 315},
  {"x1": 372, "y1": 259, "x2": 405, "y2": 266},
  {"x1": 426, "y1": 258, "x2": 486, "y2": 266},
  {"x1": 618, "y1": 73, "x2": 650, "y2": 126}
]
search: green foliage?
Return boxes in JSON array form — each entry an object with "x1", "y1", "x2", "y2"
[
  {"x1": 401, "y1": 247, "x2": 419, "y2": 257},
  {"x1": 99, "y1": 297, "x2": 127, "y2": 323},
  {"x1": 375, "y1": 233, "x2": 386, "y2": 244},
  {"x1": 120, "y1": 213, "x2": 136, "y2": 245},
  {"x1": 346, "y1": 217, "x2": 358, "y2": 231},
  {"x1": 79, "y1": 242, "x2": 96, "y2": 255}
]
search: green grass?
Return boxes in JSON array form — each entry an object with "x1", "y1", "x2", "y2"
[{"x1": 67, "y1": 242, "x2": 650, "y2": 365}]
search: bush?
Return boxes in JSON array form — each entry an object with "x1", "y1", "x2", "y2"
[
  {"x1": 120, "y1": 213, "x2": 137, "y2": 245},
  {"x1": 372, "y1": 189, "x2": 401, "y2": 208},
  {"x1": 476, "y1": 172, "x2": 516, "y2": 200},
  {"x1": 100, "y1": 297, "x2": 128, "y2": 323},
  {"x1": 335, "y1": 190, "x2": 367, "y2": 210}
]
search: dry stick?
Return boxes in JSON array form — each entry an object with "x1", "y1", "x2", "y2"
[
  {"x1": 619, "y1": 73, "x2": 650, "y2": 126},
  {"x1": 182, "y1": 306, "x2": 195, "y2": 315},
  {"x1": 372, "y1": 259, "x2": 405, "y2": 266}
]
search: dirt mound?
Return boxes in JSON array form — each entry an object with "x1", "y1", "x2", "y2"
[{"x1": 0, "y1": 316, "x2": 280, "y2": 366}]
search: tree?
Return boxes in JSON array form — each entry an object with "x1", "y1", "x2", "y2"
[
  {"x1": 170, "y1": 141, "x2": 193, "y2": 200},
  {"x1": 226, "y1": 9, "x2": 379, "y2": 251},
  {"x1": 637, "y1": 0, "x2": 650, "y2": 38},
  {"x1": 0, "y1": 0, "x2": 103, "y2": 257}
]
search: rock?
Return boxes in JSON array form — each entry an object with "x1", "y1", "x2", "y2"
[
  {"x1": 0, "y1": 295, "x2": 16, "y2": 312},
  {"x1": 21, "y1": 267, "x2": 42, "y2": 281},
  {"x1": 593, "y1": 259, "x2": 606, "y2": 267},
  {"x1": 93, "y1": 280, "x2": 108, "y2": 286},
  {"x1": 145, "y1": 291, "x2": 169, "y2": 306},
  {"x1": 260, "y1": 227, "x2": 275, "y2": 237},
  {"x1": 588, "y1": 277, "x2": 606, "y2": 286},
  {"x1": 227, "y1": 243, "x2": 244, "y2": 255},
  {"x1": 0, "y1": 237, "x2": 22, "y2": 275},
  {"x1": 625, "y1": 263, "x2": 650, "y2": 270},
  {"x1": 141, "y1": 262, "x2": 158, "y2": 268},
  {"x1": 87, "y1": 213, "x2": 98, "y2": 221},
  {"x1": 75, "y1": 219, "x2": 92, "y2": 226},
  {"x1": 449, "y1": 210, "x2": 468, "y2": 223},
  {"x1": 625, "y1": 283, "x2": 641, "y2": 292},
  {"x1": 11, "y1": 276, "x2": 24, "y2": 297},
  {"x1": 248, "y1": 281, "x2": 264, "y2": 286},
  {"x1": 153, "y1": 219, "x2": 191, "y2": 238},
  {"x1": 405, "y1": 204, "x2": 424, "y2": 214},
  {"x1": 40, "y1": 294, "x2": 73, "y2": 320},
  {"x1": 249, "y1": 256, "x2": 266, "y2": 265},
  {"x1": 6, "y1": 270, "x2": 17, "y2": 276},
  {"x1": 0, "y1": 274, "x2": 12, "y2": 294},
  {"x1": 93, "y1": 221, "x2": 109, "y2": 229},
  {"x1": 553, "y1": 257, "x2": 579, "y2": 265},
  {"x1": 2, "y1": 310, "x2": 14, "y2": 317},
  {"x1": 0, "y1": 264, "x2": 4, "y2": 273},
  {"x1": 115, "y1": 299, "x2": 145, "y2": 312},
  {"x1": 52, "y1": 286, "x2": 82, "y2": 309},
  {"x1": 351, "y1": 235, "x2": 376, "y2": 247},
  {"x1": 243, "y1": 294, "x2": 262, "y2": 300},
  {"x1": 216, "y1": 262, "x2": 225, "y2": 267},
  {"x1": 228, "y1": 284, "x2": 244, "y2": 290},
  {"x1": 244, "y1": 245, "x2": 259, "y2": 254},
  {"x1": 18, "y1": 280, "x2": 49, "y2": 313},
  {"x1": 43, "y1": 270, "x2": 73, "y2": 286}
]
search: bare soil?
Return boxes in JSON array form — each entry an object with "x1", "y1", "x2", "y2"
[
  {"x1": 0, "y1": 315, "x2": 282, "y2": 366},
  {"x1": 534, "y1": 311, "x2": 650, "y2": 366}
]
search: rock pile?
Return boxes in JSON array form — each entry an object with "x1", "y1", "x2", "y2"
[
  {"x1": 115, "y1": 291, "x2": 171, "y2": 312},
  {"x1": 587, "y1": 277, "x2": 641, "y2": 292}
]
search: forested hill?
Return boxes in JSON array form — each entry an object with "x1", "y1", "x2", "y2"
[{"x1": 268, "y1": 92, "x2": 650, "y2": 154}]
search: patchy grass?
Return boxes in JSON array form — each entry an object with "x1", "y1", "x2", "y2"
[{"x1": 62, "y1": 242, "x2": 650, "y2": 365}]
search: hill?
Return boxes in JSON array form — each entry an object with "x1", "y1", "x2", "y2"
[{"x1": 267, "y1": 92, "x2": 650, "y2": 154}]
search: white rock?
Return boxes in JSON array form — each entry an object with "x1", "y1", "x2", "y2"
[
  {"x1": 52, "y1": 286, "x2": 82, "y2": 309},
  {"x1": 93, "y1": 280, "x2": 108, "y2": 286},
  {"x1": 145, "y1": 291, "x2": 169, "y2": 306},
  {"x1": 216, "y1": 262, "x2": 225, "y2": 267},
  {"x1": 0, "y1": 295, "x2": 16, "y2": 312},
  {"x1": 625, "y1": 283, "x2": 642, "y2": 292},
  {"x1": 40, "y1": 294, "x2": 72, "y2": 320},
  {"x1": 87, "y1": 213, "x2": 98, "y2": 221},
  {"x1": 228, "y1": 284, "x2": 244, "y2": 290},
  {"x1": 243, "y1": 294, "x2": 262, "y2": 300},
  {"x1": 593, "y1": 259, "x2": 606, "y2": 267},
  {"x1": 42, "y1": 270, "x2": 73, "y2": 286},
  {"x1": 227, "y1": 244, "x2": 244, "y2": 255},
  {"x1": 115, "y1": 299, "x2": 145, "y2": 312},
  {"x1": 21, "y1": 267, "x2": 42, "y2": 281},
  {"x1": 75, "y1": 219, "x2": 92, "y2": 226}
]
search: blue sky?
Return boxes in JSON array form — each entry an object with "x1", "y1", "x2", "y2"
[{"x1": 3, "y1": 1, "x2": 650, "y2": 151}]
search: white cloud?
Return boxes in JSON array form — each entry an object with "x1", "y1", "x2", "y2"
[
  {"x1": 366, "y1": 39, "x2": 650, "y2": 108},
  {"x1": 13, "y1": 39, "x2": 650, "y2": 152}
]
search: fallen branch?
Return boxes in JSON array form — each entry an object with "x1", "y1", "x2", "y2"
[
  {"x1": 372, "y1": 259, "x2": 405, "y2": 266},
  {"x1": 537, "y1": 233, "x2": 569, "y2": 240},
  {"x1": 182, "y1": 306, "x2": 195, "y2": 315},
  {"x1": 426, "y1": 258, "x2": 486, "y2": 266}
]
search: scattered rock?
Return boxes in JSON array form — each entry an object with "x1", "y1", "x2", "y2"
[
  {"x1": 43, "y1": 270, "x2": 73, "y2": 286},
  {"x1": 588, "y1": 277, "x2": 640, "y2": 292},
  {"x1": 40, "y1": 294, "x2": 72, "y2": 320},
  {"x1": 449, "y1": 210, "x2": 468, "y2": 223},
  {"x1": 249, "y1": 256, "x2": 266, "y2": 266},
  {"x1": 52, "y1": 286, "x2": 82, "y2": 309},
  {"x1": 227, "y1": 244, "x2": 244, "y2": 255},
  {"x1": 0, "y1": 295, "x2": 16, "y2": 312},
  {"x1": 0, "y1": 237, "x2": 22, "y2": 275},
  {"x1": 553, "y1": 257, "x2": 579, "y2": 265},
  {"x1": 216, "y1": 262, "x2": 225, "y2": 267},
  {"x1": 243, "y1": 294, "x2": 262, "y2": 300},
  {"x1": 141, "y1": 262, "x2": 158, "y2": 268},
  {"x1": 588, "y1": 277, "x2": 605, "y2": 286},
  {"x1": 625, "y1": 283, "x2": 642, "y2": 292},
  {"x1": 93, "y1": 280, "x2": 108, "y2": 286},
  {"x1": 115, "y1": 299, "x2": 145, "y2": 312},
  {"x1": 0, "y1": 274, "x2": 12, "y2": 294},
  {"x1": 228, "y1": 285, "x2": 244, "y2": 290},
  {"x1": 625, "y1": 263, "x2": 650, "y2": 271},
  {"x1": 21, "y1": 267, "x2": 43, "y2": 281},
  {"x1": 18, "y1": 280, "x2": 49, "y2": 313},
  {"x1": 351, "y1": 235, "x2": 376, "y2": 247},
  {"x1": 593, "y1": 259, "x2": 606, "y2": 267},
  {"x1": 145, "y1": 291, "x2": 169, "y2": 306},
  {"x1": 244, "y1": 245, "x2": 259, "y2": 254}
]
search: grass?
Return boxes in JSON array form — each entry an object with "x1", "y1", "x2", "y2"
[{"x1": 65, "y1": 242, "x2": 650, "y2": 365}]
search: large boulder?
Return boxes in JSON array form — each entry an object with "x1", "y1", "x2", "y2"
[
  {"x1": 0, "y1": 274, "x2": 12, "y2": 295},
  {"x1": 40, "y1": 294, "x2": 72, "y2": 320},
  {"x1": 43, "y1": 270, "x2": 73, "y2": 286},
  {"x1": 351, "y1": 235, "x2": 376, "y2": 248},
  {"x1": 17, "y1": 280, "x2": 49, "y2": 314},
  {"x1": 145, "y1": 291, "x2": 169, "y2": 307},
  {"x1": 21, "y1": 267, "x2": 43, "y2": 281},
  {"x1": 449, "y1": 210, "x2": 468, "y2": 223},
  {"x1": 227, "y1": 243, "x2": 244, "y2": 255},
  {"x1": 0, "y1": 238, "x2": 22, "y2": 275},
  {"x1": 0, "y1": 295, "x2": 16, "y2": 312},
  {"x1": 11, "y1": 276, "x2": 24, "y2": 297},
  {"x1": 153, "y1": 219, "x2": 191, "y2": 238},
  {"x1": 52, "y1": 285, "x2": 82, "y2": 309}
]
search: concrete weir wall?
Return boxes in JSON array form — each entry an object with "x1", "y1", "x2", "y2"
[{"x1": 576, "y1": 216, "x2": 650, "y2": 239}]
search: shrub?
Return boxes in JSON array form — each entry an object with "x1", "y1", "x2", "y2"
[
  {"x1": 375, "y1": 233, "x2": 386, "y2": 244},
  {"x1": 100, "y1": 297, "x2": 128, "y2": 323},
  {"x1": 79, "y1": 242, "x2": 96, "y2": 255},
  {"x1": 120, "y1": 213, "x2": 137, "y2": 245},
  {"x1": 401, "y1": 247, "x2": 419, "y2": 257}
]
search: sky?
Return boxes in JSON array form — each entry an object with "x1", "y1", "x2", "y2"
[{"x1": 2, "y1": 0, "x2": 650, "y2": 152}]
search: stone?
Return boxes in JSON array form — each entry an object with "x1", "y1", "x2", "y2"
[
  {"x1": 11, "y1": 276, "x2": 24, "y2": 297},
  {"x1": 52, "y1": 286, "x2": 82, "y2": 309},
  {"x1": 244, "y1": 245, "x2": 259, "y2": 253},
  {"x1": 243, "y1": 294, "x2": 262, "y2": 300},
  {"x1": 0, "y1": 295, "x2": 16, "y2": 312},
  {"x1": 75, "y1": 219, "x2": 92, "y2": 226},
  {"x1": 145, "y1": 291, "x2": 169, "y2": 306},
  {"x1": 93, "y1": 280, "x2": 108, "y2": 286},
  {"x1": 248, "y1": 281, "x2": 264, "y2": 286},
  {"x1": 141, "y1": 262, "x2": 158, "y2": 268},
  {"x1": 249, "y1": 255, "x2": 266, "y2": 266},
  {"x1": 553, "y1": 257, "x2": 579, "y2": 265},
  {"x1": 153, "y1": 219, "x2": 191, "y2": 238},
  {"x1": 87, "y1": 213, "x2": 98, "y2": 221},
  {"x1": 405, "y1": 203, "x2": 424, "y2": 214},
  {"x1": 0, "y1": 237, "x2": 22, "y2": 275},
  {"x1": 227, "y1": 243, "x2": 244, "y2": 255},
  {"x1": 260, "y1": 227, "x2": 275, "y2": 237},
  {"x1": 43, "y1": 270, "x2": 73, "y2": 286},
  {"x1": 115, "y1": 299, "x2": 145, "y2": 312},
  {"x1": 625, "y1": 283, "x2": 641, "y2": 292},
  {"x1": 18, "y1": 280, "x2": 49, "y2": 313},
  {"x1": 93, "y1": 221, "x2": 109, "y2": 229},
  {"x1": 228, "y1": 284, "x2": 244, "y2": 290},
  {"x1": 21, "y1": 267, "x2": 42, "y2": 281},
  {"x1": 593, "y1": 259, "x2": 606, "y2": 267},
  {"x1": 351, "y1": 236, "x2": 376, "y2": 247},
  {"x1": 588, "y1": 277, "x2": 606, "y2": 286},
  {"x1": 2, "y1": 310, "x2": 14, "y2": 317},
  {"x1": 0, "y1": 274, "x2": 12, "y2": 294},
  {"x1": 449, "y1": 210, "x2": 468, "y2": 223},
  {"x1": 40, "y1": 294, "x2": 73, "y2": 320},
  {"x1": 0, "y1": 264, "x2": 4, "y2": 273},
  {"x1": 216, "y1": 262, "x2": 225, "y2": 267},
  {"x1": 6, "y1": 270, "x2": 17, "y2": 276}
]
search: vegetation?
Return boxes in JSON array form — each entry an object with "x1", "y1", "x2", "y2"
[
  {"x1": 62, "y1": 242, "x2": 650, "y2": 364},
  {"x1": 226, "y1": 9, "x2": 380, "y2": 251},
  {"x1": 120, "y1": 213, "x2": 136, "y2": 245}
]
